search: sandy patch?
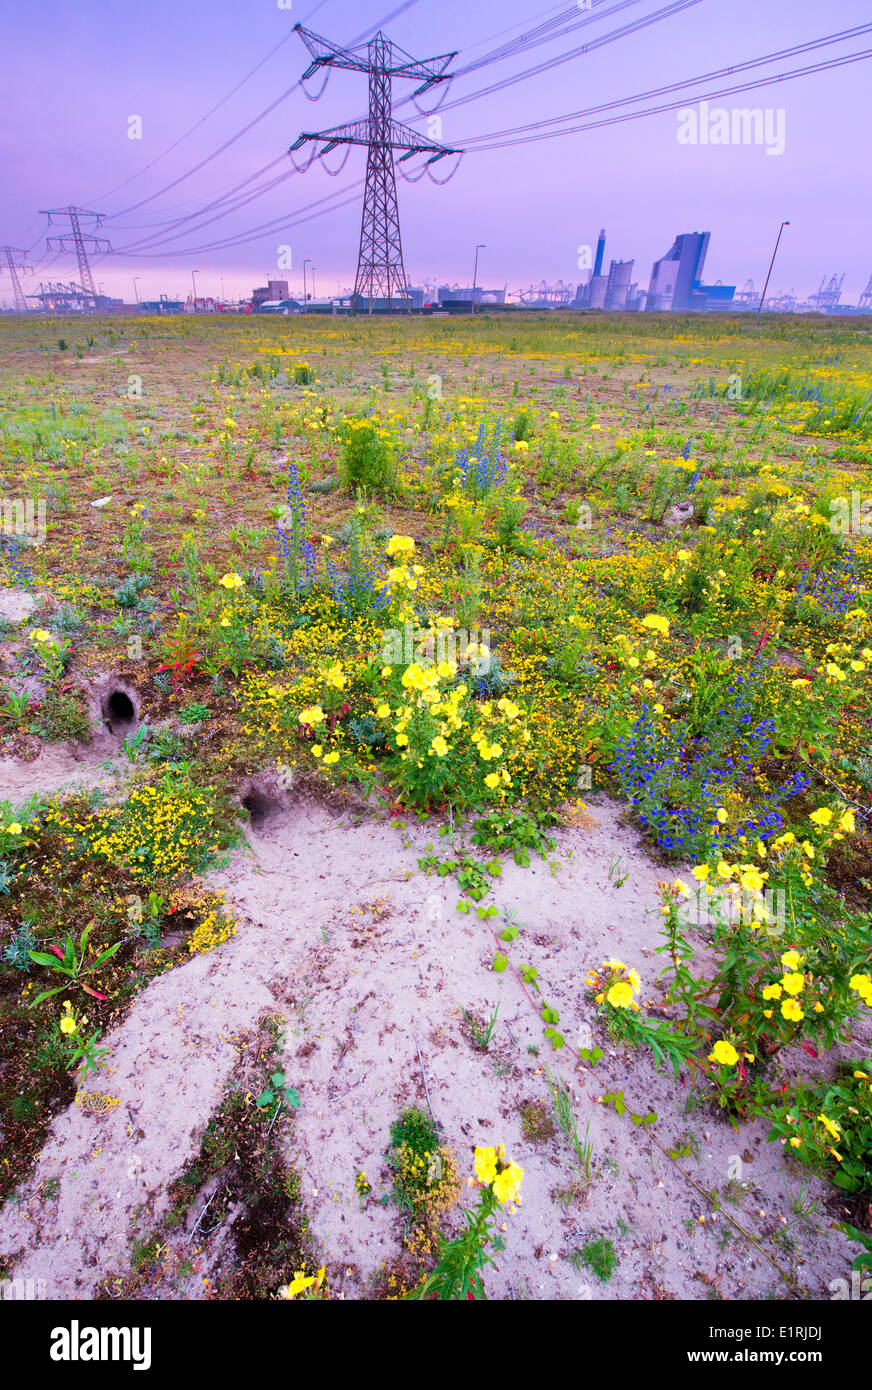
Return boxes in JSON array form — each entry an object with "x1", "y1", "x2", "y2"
[{"x1": 0, "y1": 791, "x2": 865, "y2": 1300}]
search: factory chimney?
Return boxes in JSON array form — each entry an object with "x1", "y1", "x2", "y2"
[{"x1": 593, "y1": 229, "x2": 606, "y2": 278}]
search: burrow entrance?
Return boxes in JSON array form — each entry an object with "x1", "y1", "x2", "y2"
[{"x1": 102, "y1": 687, "x2": 138, "y2": 738}]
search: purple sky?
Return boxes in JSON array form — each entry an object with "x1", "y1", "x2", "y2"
[{"x1": 2, "y1": 0, "x2": 871, "y2": 305}]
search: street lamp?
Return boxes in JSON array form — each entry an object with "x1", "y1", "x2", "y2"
[
  {"x1": 311, "y1": 266, "x2": 316, "y2": 301},
  {"x1": 192, "y1": 269, "x2": 199, "y2": 313},
  {"x1": 303, "y1": 259, "x2": 311, "y2": 310},
  {"x1": 471, "y1": 243, "x2": 485, "y2": 315},
  {"x1": 755, "y1": 221, "x2": 790, "y2": 326}
]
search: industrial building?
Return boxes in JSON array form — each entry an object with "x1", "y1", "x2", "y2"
[
  {"x1": 645, "y1": 232, "x2": 735, "y2": 311},
  {"x1": 251, "y1": 280, "x2": 290, "y2": 309}
]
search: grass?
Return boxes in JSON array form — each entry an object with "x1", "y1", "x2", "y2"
[{"x1": 1, "y1": 307, "x2": 871, "y2": 1298}]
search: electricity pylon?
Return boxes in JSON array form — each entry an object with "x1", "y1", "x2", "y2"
[
  {"x1": 289, "y1": 24, "x2": 459, "y2": 314},
  {"x1": 40, "y1": 206, "x2": 111, "y2": 305},
  {"x1": 0, "y1": 247, "x2": 31, "y2": 312}
]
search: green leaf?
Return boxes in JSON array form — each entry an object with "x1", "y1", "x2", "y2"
[
  {"x1": 493, "y1": 953, "x2": 508, "y2": 973},
  {"x1": 514, "y1": 848, "x2": 531, "y2": 867},
  {"x1": 29, "y1": 951, "x2": 70, "y2": 971},
  {"x1": 545, "y1": 1027, "x2": 564, "y2": 1050},
  {"x1": 270, "y1": 1071, "x2": 285, "y2": 1088},
  {"x1": 456, "y1": 898, "x2": 470, "y2": 914},
  {"x1": 284, "y1": 1088, "x2": 300, "y2": 1109},
  {"x1": 541, "y1": 1005, "x2": 559, "y2": 1025},
  {"x1": 501, "y1": 926, "x2": 519, "y2": 942},
  {"x1": 256, "y1": 1089, "x2": 275, "y2": 1108}
]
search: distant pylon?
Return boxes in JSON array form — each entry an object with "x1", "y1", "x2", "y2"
[
  {"x1": 0, "y1": 247, "x2": 31, "y2": 312},
  {"x1": 289, "y1": 24, "x2": 459, "y2": 314},
  {"x1": 40, "y1": 206, "x2": 111, "y2": 304},
  {"x1": 858, "y1": 273, "x2": 872, "y2": 312}
]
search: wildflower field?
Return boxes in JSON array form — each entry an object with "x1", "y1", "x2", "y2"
[{"x1": 0, "y1": 309, "x2": 870, "y2": 1303}]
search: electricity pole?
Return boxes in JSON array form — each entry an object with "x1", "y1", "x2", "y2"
[
  {"x1": 40, "y1": 207, "x2": 110, "y2": 309},
  {"x1": 756, "y1": 221, "x2": 790, "y2": 326},
  {"x1": 290, "y1": 24, "x2": 459, "y2": 314},
  {"x1": 471, "y1": 243, "x2": 485, "y2": 315},
  {"x1": 0, "y1": 247, "x2": 32, "y2": 313}
]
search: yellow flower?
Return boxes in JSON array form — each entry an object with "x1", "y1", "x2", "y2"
[
  {"x1": 781, "y1": 972, "x2": 805, "y2": 996},
  {"x1": 298, "y1": 706, "x2": 324, "y2": 726},
  {"x1": 484, "y1": 772, "x2": 500, "y2": 789},
  {"x1": 219, "y1": 572, "x2": 243, "y2": 589},
  {"x1": 492, "y1": 1160, "x2": 524, "y2": 1206},
  {"x1": 311, "y1": 745, "x2": 322, "y2": 758},
  {"x1": 739, "y1": 867, "x2": 765, "y2": 893},
  {"x1": 376, "y1": 704, "x2": 390, "y2": 718},
  {"x1": 323, "y1": 751, "x2": 340, "y2": 765},
  {"x1": 31, "y1": 628, "x2": 52, "y2": 643},
  {"x1": 606, "y1": 981, "x2": 635, "y2": 1009},
  {"x1": 761, "y1": 983, "x2": 782, "y2": 1001},
  {"x1": 278, "y1": 1270, "x2": 316, "y2": 1299},
  {"x1": 386, "y1": 534, "x2": 415, "y2": 556},
  {"x1": 641, "y1": 614, "x2": 669, "y2": 635},
  {"x1": 691, "y1": 864, "x2": 710, "y2": 882},
  {"x1": 473, "y1": 1146, "x2": 498, "y2": 1185},
  {"x1": 715, "y1": 808, "x2": 728, "y2": 824},
  {"x1": 809, "y1": 807, "x2": 833, "y2": 827},
  {"x1": 781, "y1": 998, "x2": 804, "y2": 1023},
  {"x1": 59, "y1": 1015, "x2": 77, "y2": 1035},
  {"x1": 848, "y1": 973, "x2": 872, "y2": 1004},
  {"x1": 709, "y1": 1040, "x2": 739, "y2": 1067},
  {"x1": 780, "y1": 949, "x2": 804, "y2": 970},
  {"x1": 817, "y1": 1113, "x2": 840, "y2": 1141},
  {"x1": 6, "y1": 822, "x2": 22, "y2": 835},
  {"x1": 430, "y1": 736, "x2": 449, "y2": 757},
  {"x1": 838, "y1": 809, "x2": 856, "y2": 833}
]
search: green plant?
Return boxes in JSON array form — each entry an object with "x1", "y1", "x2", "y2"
[
  {"x1": 28, "y1": 921, "x2": 123, "y2": 1005},
  {"x1": 461, "y1": 1003, "x2": 499, "y2": 1050},
  {"x1": 767, "y1": 1060, "x2": 872, "y2": 1195},
  {"x1": 543, "y1": 1065, "x2": 594, "y2": 1182},
  {"x1": 256, "y1": 1069, "x2": 300, "y2": 1126},
  {"x1": 339, "y1": 417, "x2": 396, "y2": 494},
  {"x1": 178, "y1": 702, "x2": 211, "y2": 724},
  {"x1": 3, "y1": 919, "x2": 35, "y2": 970},
  {"x1": 408, "y1": 1143, "x2": 523, "y2": 1300},
  {"x1": 579, "y1": 1235, "x2": 616, "y2": 1283}
]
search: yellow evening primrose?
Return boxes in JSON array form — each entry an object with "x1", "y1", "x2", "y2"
[
  {"x1": 781, "y1": 998, "x2": 804, "y2": 1023},
  {"x1": 219, "y1": 572, "x2": 243, "y2": 589},
  {"x1": 492, "y1": 1161, "x2": 524, "y2": 1206},
  {"x1": 473, "y1": 1146, "x2": 498, "y2": 1185},
  {"x1": 709, "y1": 1040, "x2": 739, "y2": 1067},
  {"x1": 809, "y1": 808, "x2": 833, "y2": 827},
  {"x1": 606, "y1": 981, "x2": 635, "y2": 1009}
]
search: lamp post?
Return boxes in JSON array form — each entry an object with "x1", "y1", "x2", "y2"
[
  {"x1": 471, "y1": 243, "x2": 485, "y2": 315},
  {"x1": 132, "y1": 277, "x2": 140, "y2": 308},
  {"x1": 755, "y1": 221, "x2": 790, "y2": 326},
  {"x1": 303, "y1": 259, "x2": 311, "y2": 311},
  {"x1": 192, "y1": 269, "x2": 199, "y2": 313}
]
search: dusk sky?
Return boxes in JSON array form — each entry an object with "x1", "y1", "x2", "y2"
[{"x1": 2, "y1": 0, "x2": 870, "y2": 305}]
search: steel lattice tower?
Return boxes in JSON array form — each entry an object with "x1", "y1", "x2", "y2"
[
  {"x1": 40, "y1": 206, "x2": 111, "y2": 306},
  {"x1": 290, "y1": 25, "x2": 459, "y2": 314},
  {"x1": 0, "y1": 247, "x2": 31, "y2": 313}
]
